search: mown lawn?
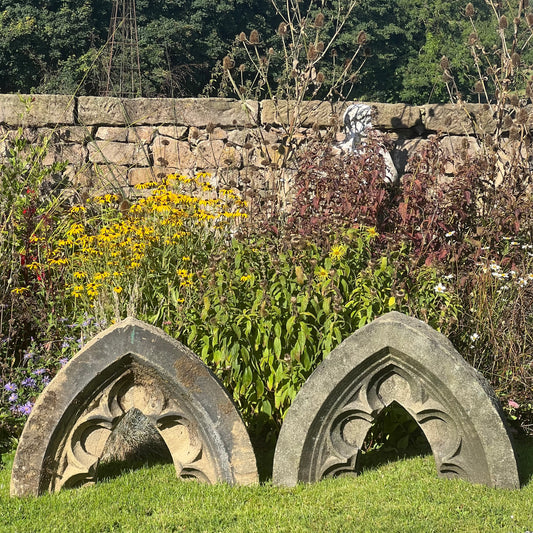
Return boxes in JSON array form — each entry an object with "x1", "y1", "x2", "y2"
[{"x1": 1, "y1": 436, "x2": 533, "y2": 533}]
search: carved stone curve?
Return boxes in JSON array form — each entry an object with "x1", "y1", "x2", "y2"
[
  {"x1": 10, "y1": 317, "x2": 258, "y2": 497},
  {"x1": 272, "y1": 311, "x2": 519, "y2": 489}
]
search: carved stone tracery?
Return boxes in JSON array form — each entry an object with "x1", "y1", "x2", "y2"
[
  {"x1": 273, "y1": 312, "x2": 519, "y2": 489},
  {"x1": 51, "y1": 360, "x2": 216, "y2": 491},
  {"x1": 11, "y1": 318, "x2": 258, "y2": 497}
]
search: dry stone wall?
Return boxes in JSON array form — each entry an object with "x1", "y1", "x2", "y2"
[{"x1": 0, "y1": 94, "x2": 519, "y2": 197}]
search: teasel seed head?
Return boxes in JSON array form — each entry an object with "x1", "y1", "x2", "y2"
[
  {"x1": 238, "y1": 32, "x2": 246, "y2": 42},
  {"x1": 510, "y1": 94, "x2": 520, "y2": 107},
  {"x1": 499, "y1": 15, "x2": 508, "y2": 29},
  {"x1": 474, "y1": 80, "x2": 484, "y2": 94},
  {"x1": 465, "y1": 3, "x2": 474, "y2": 17},
  {"x1": 277, "y1": 22, "x2": 288, "y2": 36},
  {"x1": 469, "y1": 32, "x2": 478, "y2": 45},
  {"x1": 249, "y1": 29, "x2": 260, "y2": 44},
  {"x1": 222, "y1": 55, "x2": 234, "y2": 70},
  {"x1": 512, "y1": 52, "x2": 521, "y2": 67},
  {"x1": 527, "y1": 13, "x2": 533, "y2": 26},
  {"x1": 517, "y1": 108, "x2": 529, "y2": 125},
  {"x1": 307, "y1": 44, "x2": 318, "y2": 60},
  {"x1": 357, "y1": 30, "x2": 367, "y2": 45},
  {"x1": 440, "y1": 55, "x2": 449, "y2": 70},
  {"x1": 316, "y1": 41, "x2": 325, "y2": 53},
  {"x1": 316, "y1": 71, "x2": 325, "y2": 84},
  {"x1": 314, "y1": 13, "x2": 325, "y2": 28}
]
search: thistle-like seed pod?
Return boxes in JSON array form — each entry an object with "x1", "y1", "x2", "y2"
[
  {"x1": 307, "y1": 44, "x2": 318, "y2": 60},
  {"x1": 223, "y1": 55, "x2": 234, "y2": 70},
  {"x1": 465, "y1": 3, "x2": 474, "y2": 17},
  {"x1": 524, "y1": 0, "x2": 529, "y2": 8},
  {"x1": 517, "y1": 108, "x2": 529, "y2": 125},
  {"x1": 514, "y1": 17, "x2": 520, "y2": 27},
  {"x1": 238, "y1": 32, "x2": 246, "y2": 42},
  {"x1": 512, "y1": 52, "x2": 521, "y2": 67},
  {"x1": 509, "y1": 126, "x2": 520, "y2": 140},
  {"x1": 239, "y1": 63, "x2": 245, "y2": 72},
  {"x1": 278, "y1": 22, "x2": 288, "y2": 36},
  {"x1": 268, "y1": 47, "x2": 274, "y2": 55},
  {"x1": 249, "y1": 29, "x2": 260, "y2": 44},
  {"x1": 317, "y1": 41, "x2": 325, "y2": 53},
  {"x1": 469, "y1": 32, "x2": 478, "y2": 45},
  {"x1": 510, "y1": 94, "x2": 520, "y2": 107},
  {"x1": 503, "y1": 115, "x2": 514, "y2": 129},
  {"x1": 357, "y1": 30, "x2": 367, "y2": 45},
  {"x1": 314, "y1": 13, "x2": 325, "y2": 28},
  {"x1": 474, "y1": 80, "x2": 484, "y2": 93},
  {"x1": 316, "y1": 71, "x2": 325, "y2": 84},
  {"x1": 440, "y1": 55, "x2": 449, "y2": 70},
  {"x1": 499, "y1": 15, "x2": 508, "y2": 29},
  {"x1": 527, "y1": 13, "x2": 533, "y2": 27}
]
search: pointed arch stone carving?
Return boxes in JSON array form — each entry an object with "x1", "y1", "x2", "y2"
[
  {"x1": 273, "y1": 312, "x2": 519, "y2": 489},
  {"x1": 11, "y1": 317, "x2": 258, "y2": 497}
]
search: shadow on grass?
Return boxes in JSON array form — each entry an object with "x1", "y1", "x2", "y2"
[{"x1": 514, "y1": 434, "x2": 533, "y2": 487}]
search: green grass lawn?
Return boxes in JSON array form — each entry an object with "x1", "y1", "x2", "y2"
[{"x1": 1, "y1": 437, "x2": 533, "y2": 533}]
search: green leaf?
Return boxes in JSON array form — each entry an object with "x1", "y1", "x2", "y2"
[{"x1": 274, "y1": 336, "x2": 282, "y2": 358}]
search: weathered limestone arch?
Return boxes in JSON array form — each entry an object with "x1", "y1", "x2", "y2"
[
  {"x1": 273, "y1": 312, "x2": 519, "y2": 489},
  {"x1": 11, "y1": 317, "x2": 258, "y2": 497}
]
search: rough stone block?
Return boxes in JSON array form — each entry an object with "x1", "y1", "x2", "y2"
[
  {"x1": 157, "y1": 125, "x2": 188, "y2": 139},
  {"x1": 0, "y1": 94, "x2": 75, "y2": 126},
  {"x1": 10, "y1": 317, "x2": 258, "y2": 496},
  {"x1": 77, "y1": 97, "x2": 258, "y2": 127},
  {"x1": 88, "y1": 141, "x2": 151, "y2": 166},
  {"x1": 153, "y1": 136, "x2": 196, "y2": 169},
  {"x1": 261, "y1": 100, "x2": 343, "y2": 128},
  {"x1": 423, "y1": 103, "x2": 496, "y2": 135},
  {"x1": 95, "y1": 127, "x2": 129, "y2": 142},
  {"x1": 273, "y1": 311, "x2": 519, "y2": 489}
]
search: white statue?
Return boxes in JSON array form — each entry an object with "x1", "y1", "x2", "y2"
[{"x1": 337, "y1": 103, "x2": 398, "y2": 184}]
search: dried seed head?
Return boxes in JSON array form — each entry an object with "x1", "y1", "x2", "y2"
[
  {"x1": 238, "y1": 32, "x2": 247, "y2": 42},
  {"x1": 527, "y1": 81, "x2": 533, "y2": 99},
  {"x1": 514, "y1": 17, "x2": 521, "y2": 27},
  {"x1": 357, "y1": 30, "x2": 367, "y2": 45},
  {"x1": 509, "y1": 126, "x2": 520, "y2": 140},
  {"x1": 314, "y1": 13, "x2": 325, "y2": 28},
  {"x1": 527, "y1": 13, "x2": 533, "y2": 26},
  {"x1": 499, "y1": 15, "x2": 508, "y2": 29},
  {"x1": 465, "y1": 3, "x2": 475, "y2": 17},
  {"x1": 312, "y1": 121, "x2": 319, "y2": 131},
  {"x1": 474, "y1": 80, "x2": 484, "y2": 93},
  {"x1": 238, "y1": 63, "x2": 245, "y2": 72},
  {"x1": 307, "y1": 44, "x2": 318, "y2": 60},
  {"x1": 503, "y1": 115, "x2": 514, "y2": 129},
  {"x1": 277, "y1": 22, "x2": 288, "y2": 36},
  {"x1": 512, "y1": 52, "x2": 521, "y2": 67},
  {"x1": 239, "y1": 85, "x2": 246, "y2": 95},
  {"x1": 316, "y1": 71, "x2": 325, "y2": 84},
  {"x1": 524, "y1": 0, "x2": 530, "y2": 8},
  {"x1": 223, "y1": 55, "x2": 234, "y2": 70},
  {"x1": 290, "y1": 69, "x2": 298, "y2": 78},
  {"x1": 517, "y1": 108, "x2": 529, "y2": 125},
  {"x1": 440, "y1": 55, "x2": 449, "y2": 70},
  {"x1": 268, "y1": 47, "x2": 274, "y2": 55},
  {"x1": 469, "y1": 32, "x2": 478, "y2": 45},
  {"x1": 260, "y1": 55, "x2": 268, "y2": 66},
  {"x1": 316, "y1": 41, "x2": 325, "y2": 53},
  {"x1": 510, "y1": 94, "x2": 520, "y2": 106},
  {"x1": 249, "y1": 29, "x2": 260, "y2": 44},
  {"x1": 331, "y1": 48, "x2": 337, "y2": 57},
  {"x1": 349, "y1": 72, "x2": 358, "y2": 83}
]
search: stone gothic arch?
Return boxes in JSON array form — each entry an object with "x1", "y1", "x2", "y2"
[
  {"x1": 11, "y1": 317, "x2": 257, "y2": 497},
  {"x1": 273, "y1": 312, "x2": 519, "y2": 489}
]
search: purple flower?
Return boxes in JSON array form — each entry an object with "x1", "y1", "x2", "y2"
[
  {"x1": 59, "y1": 357, "x2": 69, "y2": 366},
  {"x1": 18, "y1": 401, "x2": 33, "y2": 415},
  {"x1": 23, "y1": 350, "x2": 33, "y2": 361},
  {"x1": 41, "y1": 375, "x2": 51, "y2": 386},
  {"x1": 21, "y1": 377, "x2": 37, "y2": 389},
  {"x1": 8, "y1": 393, "x2": 18, "y2": 403},
  {"x1": 32, "y1": 368, "x2": 46, "y2": 376},
  {"x1": 4, "y1": 382, "x2": 17, "y2": 392}
]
